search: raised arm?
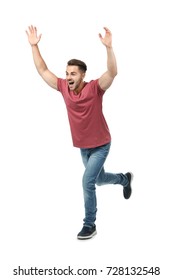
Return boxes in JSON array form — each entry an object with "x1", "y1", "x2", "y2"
[
  {"x1": 26, "y1": 25, "x2": 58, "y2": 90},
  {"x1": 98, "y1": 27, "x2": 117, "y2": 91}
]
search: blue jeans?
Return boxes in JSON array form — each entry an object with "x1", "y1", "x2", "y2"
[{"x1": 80, "y1": 142, "x2": 128, "y2": 227}]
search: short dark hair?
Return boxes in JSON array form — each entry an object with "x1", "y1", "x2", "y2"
[{"x1": 67, "y1": 59, "x2": 87, "y2": 73}]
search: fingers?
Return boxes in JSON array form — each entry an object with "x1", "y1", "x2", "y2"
[
  {"x1": 26, "y1": 25, "x2": 37, "y2": 35},
  {"x1": 99, "y1": 27, "x2": 111, "y2": 38},
  {"x1": 28, "y1": 25, "x2": 34, "y2": 33},
  {"x1": 103, "y1": 27, "x2": 111, "y2": 34}
]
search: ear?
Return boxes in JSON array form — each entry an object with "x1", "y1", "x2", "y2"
[{"x1": 82, "y1": 72, "x2": 86, "y2": 79}]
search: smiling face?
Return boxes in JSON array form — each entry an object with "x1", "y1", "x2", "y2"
[{"x1": 66, "y1": 65, "x2": 86, "y2": 93}]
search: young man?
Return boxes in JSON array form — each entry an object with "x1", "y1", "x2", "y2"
[{"x1": 26, "y1": 25, "x2": 133, "y2": 240}]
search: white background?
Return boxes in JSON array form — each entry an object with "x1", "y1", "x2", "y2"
[{"x1": 0, "y1": 0, "x2": 171, "y2": 279}]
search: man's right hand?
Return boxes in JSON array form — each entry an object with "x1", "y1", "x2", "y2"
[{"x1": 26, "y1": 25, "x2": 42, "y2": 46}]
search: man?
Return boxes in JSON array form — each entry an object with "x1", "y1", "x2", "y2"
[{"x1": 26, "y1": 25, "x2": 133, "y2": 240}]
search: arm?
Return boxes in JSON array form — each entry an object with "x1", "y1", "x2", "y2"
[
  {"x1": 26, "y1": 25, "x2": 58, "y2": 90},
  {"x1": 98, "y1": 27, "x2": 117, "y2": 91}
]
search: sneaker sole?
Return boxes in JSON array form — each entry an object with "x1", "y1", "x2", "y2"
[
  {"x1": 129, "y1": 172, "x2": 134, "y2": 184},
  {"x1": 77, "y1": 230, "x2": 97, "y2": 240}
]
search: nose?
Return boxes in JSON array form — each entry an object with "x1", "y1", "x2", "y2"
[{"x1": 66, "y1": 74, "x2": 72, "y2": 80}]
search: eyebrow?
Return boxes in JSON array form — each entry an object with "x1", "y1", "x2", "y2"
[{"x1": 66, "y1": 71, "x2": 77, "y2": 74}]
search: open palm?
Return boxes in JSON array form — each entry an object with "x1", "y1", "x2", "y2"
[{"x1": 26, "y1": 25, "x2": 42, "y2": 46}]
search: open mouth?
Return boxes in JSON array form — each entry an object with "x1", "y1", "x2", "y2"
[{"x1": 68, "y1": 81, "x2": 74, "y2": 86}]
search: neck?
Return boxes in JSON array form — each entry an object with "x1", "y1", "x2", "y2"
[{"x1": 74, "y1": 81, "x2": 85, "y2": 94}]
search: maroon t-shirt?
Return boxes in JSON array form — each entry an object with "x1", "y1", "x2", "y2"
[{"x1": 57, "y1": 78, "x2": 111, "y2": 148}]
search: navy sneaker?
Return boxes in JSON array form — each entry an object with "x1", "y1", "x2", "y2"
[
  {"x1": 77, "y1": 225, "x2": 97, "y2": 240},
  {"x1": 123, "y1": 172, "x2": 133, "y2": 199}
]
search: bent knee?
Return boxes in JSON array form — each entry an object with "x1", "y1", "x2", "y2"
[{"x1": 96, "y1": 179, "x2": 103, "y2": 186}]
